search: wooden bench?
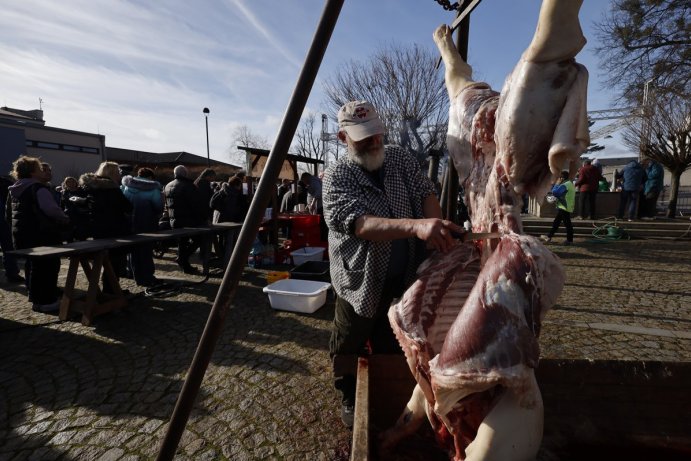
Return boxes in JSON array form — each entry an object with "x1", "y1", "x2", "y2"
[{"x1": 9, "y1": 224, "x2": 242, "y2": 326}]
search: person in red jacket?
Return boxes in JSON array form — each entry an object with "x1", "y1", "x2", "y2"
[{"x1": 574, "y1": 159, "x2": 602, "y2": 219}]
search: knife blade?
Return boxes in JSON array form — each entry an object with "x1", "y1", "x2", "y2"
[{"x1": 451, "y1": 230, "x2": 501, "y2": 241}]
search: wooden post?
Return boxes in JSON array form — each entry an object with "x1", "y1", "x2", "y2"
[{"x1": 155, "y1": 1, "x2": 345, "y2": 459}]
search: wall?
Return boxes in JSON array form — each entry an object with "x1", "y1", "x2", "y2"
[
  {"x1": 0, "y1": 120, "x2": 105, "y2": 184},
  {"x1": 529, "y1": 192, "x2": 623, "y2": 218}
]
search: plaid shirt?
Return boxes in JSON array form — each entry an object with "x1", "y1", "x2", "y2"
[{"x1": 323, "y1": 145, "x2": 436, "y2": 318}]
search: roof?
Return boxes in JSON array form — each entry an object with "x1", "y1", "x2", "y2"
[
  {"x1": 237, "y1": 146, "x2": 324, "y2": 165},
  {"x1": 581, "y1": 151, "x2": 638, "y2": 167},
  {"x1": 0, "y1": 108, "x2": 32, "y2": 120},
  {"x1": 106, "y1": 147, "x2": 242, "y2": 169}
]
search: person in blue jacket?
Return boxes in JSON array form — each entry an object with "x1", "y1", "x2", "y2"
[
  {"x1": 541, "y1": 171, "x2": 576, "y2": 245},
  {"x1": 616, "y1": 160, "x2": 646, "y2": 221},
  {"x1": 122, "y1": 167, "x2": 164, "y2": 286},
  {"x1": 640, "y1": 159, "x2": 664, "y2": 220}
]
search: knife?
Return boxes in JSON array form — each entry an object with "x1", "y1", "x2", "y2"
[{"x1": 451, "y1": 230, "x2": 501, "y2": 241}]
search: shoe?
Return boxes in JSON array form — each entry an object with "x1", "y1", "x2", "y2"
[
  {"x1": 176, "y1": 259, "x2": 197, "y2": 274},
  {"x1": 627, "y1": 218, "x2": 633, "y2": 222},
  {"x1": 6, "y1": 274, "x2": 24, "y2": 283},
  {"x1": 640, "y1": 216, "x2": 654, "y2": 221},
  {"x1": 182, "y1": 266, "x2": 200, "y2": 275},
  {"x1": 32, "y1": 300, "x2": 60, "y2": 313},
  {"x1": 138, "y1": 277, "x2": 161, "y2": 287},
  {"x1": 341, "y1": 402, "x2": 355, "y2": 428},
  {"x1": 540, "y1": 235, "x2": 552, "y2": 243}
]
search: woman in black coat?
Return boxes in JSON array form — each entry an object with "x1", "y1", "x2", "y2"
[
  {"x1": 79, "y1": 161, "x2": 133, "y2": 292},
  {"x1": 210, "y1": 176, "x2": 247, "y2": 264},
  {"x1": 7, "y1": 156, "x2": 69, "y2": 311}
]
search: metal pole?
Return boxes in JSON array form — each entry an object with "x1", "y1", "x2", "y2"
[
  {"x1": 444, "y1": 9, "x2": 470, "y2": 223},
  {"x1": 321, "y1": 113, "x2": 329, "y2": 170},
  {"x1": 155, "y1": 1, "x2": 344, "y2": 459},
  {"x1": 203, "y1": 107, "x2": 211, "y2": 167}
]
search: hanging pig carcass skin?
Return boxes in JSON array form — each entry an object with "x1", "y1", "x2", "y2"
[{"x1": 381, "y1": 1, "x2": 589, "y2": 460}]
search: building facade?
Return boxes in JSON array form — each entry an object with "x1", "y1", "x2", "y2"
[{"x1": 0, "y1": 107, "x2": 105, "y2": 182}]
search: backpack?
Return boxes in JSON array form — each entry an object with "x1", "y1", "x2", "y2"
[{"x1": 549, "y1": 183, "x2": 568, "y2": 207}]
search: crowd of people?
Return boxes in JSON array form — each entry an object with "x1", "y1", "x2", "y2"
[
  {"x1": 615, "y1": 158, "x2": 664, "y2": 221},
  {"x1": 0, "y1": 105, "x2": 671, "y2": 435},
  {"x1": 539, "y1": 157, "x2": 666, "y2": 244},
  {"x1": 0, "y1": 157, "x2": 254, "y2": 313}
]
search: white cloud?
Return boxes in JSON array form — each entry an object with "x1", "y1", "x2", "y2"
[
  {"x1": 1, "y1": 0, "x2": 626, "y2": 163},
  {"x1": 226, "y1": 0, "x2": 302, "y2": 68}
]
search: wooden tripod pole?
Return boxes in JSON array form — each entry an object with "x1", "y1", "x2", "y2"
[{"x1": 155, "y1": 1, "x2": 345, "y2": 459}]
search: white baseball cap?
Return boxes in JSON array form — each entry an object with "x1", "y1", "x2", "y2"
[{"x1": 337, "y1": 101, "x2": 385, "y2": 142}]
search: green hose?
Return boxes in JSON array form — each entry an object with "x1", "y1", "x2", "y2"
[{"x1": 589, "y1": 218, "x2": 630, "y2": 241}]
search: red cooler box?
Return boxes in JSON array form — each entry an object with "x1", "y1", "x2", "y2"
[{"x1": 290, "y1": 215, "x2": 322, "y2": 248}]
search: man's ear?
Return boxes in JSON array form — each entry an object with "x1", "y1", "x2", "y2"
[{"x1": 337, "y1": 131, "x2": 347, "y2": 143}]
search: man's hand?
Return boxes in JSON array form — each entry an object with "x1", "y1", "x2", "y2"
[
  {"x1": 414, "y1": 218, "x2": 463, "y2": 253},
  {"x1": 354, "y1": 215, "x2": 463, "y2": 253}
]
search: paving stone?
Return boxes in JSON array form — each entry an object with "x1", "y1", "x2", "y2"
[
  {"x1": 120, "y1": 455, "x2": 140, "y2": 461},
  {"x1": 0, "y1": 240, "x2": 688, "y2": 459},
  {"x1": 100, "y1": 447, "x2": 125, "y2": 461}
]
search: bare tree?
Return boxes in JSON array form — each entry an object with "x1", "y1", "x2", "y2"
[
  {"x1": 292, "y1": 113, "x2": 328, "y2": 170},
  {"x1": 232, "y1": 125, "x2": 270, "y2": 150},
  {"x1": 622, "y1": 95, "x2": 690, "y2": 217},
  {"x1": 229, "y1": 125, "x2": 270, "y2": 167},
  {"x1": 595, "y1": 0, "x2": 690, "y2": 104},
  {"x1": 322, "y1": 42, "x2": 448, "y2": 166}
]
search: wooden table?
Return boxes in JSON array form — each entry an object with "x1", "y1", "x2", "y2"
[{"x1": 9, "y1": 225, "x2": 241, "y2": 326}]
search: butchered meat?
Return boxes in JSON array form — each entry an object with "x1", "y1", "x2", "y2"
[
  {"x1": 389, "y1": 242, "x2": 482, "y2": 406},
  {"x1": 429, "y1": 235, "x2": 564, "y2": 431},
  {"x1": 383, "y1": 1, "x2": 587, "y2": 459}
]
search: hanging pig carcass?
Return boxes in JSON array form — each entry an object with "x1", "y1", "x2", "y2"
[{"x1": 381, "y1": 1, "x2": 589, "y2": 459}]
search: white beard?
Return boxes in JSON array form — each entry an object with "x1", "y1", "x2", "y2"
[{"x1": 348, "y1": 145, "x2": 385, "y2": 172}]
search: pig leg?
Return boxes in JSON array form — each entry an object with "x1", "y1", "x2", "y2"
[
  {"x1": 464, "y1": 372, "x2": 544, "y2": 461},
  {"x1": 433, "y1": 24, "x2": 474, "y2": 100},
  {"x1": 495, "y1": 0, "x2": 588, "y2": 198},
  {"x1": 525, "y1": 0, "x2": 586, "y2": 62},
  {"x1": 378, "y1": 384, "x2": 429, "y2": 455}
]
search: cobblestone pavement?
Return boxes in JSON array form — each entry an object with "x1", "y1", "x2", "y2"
[{"x1": 0, "y1": 239, "x2": 689, "y2": 460}]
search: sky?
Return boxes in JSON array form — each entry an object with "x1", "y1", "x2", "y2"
[{"x1": 0, "y1": 0, "x2": 628, "y2": 167}]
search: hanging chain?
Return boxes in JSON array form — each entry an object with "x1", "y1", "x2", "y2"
[{"x1": 433, "y1": 0, "x2": 460, "y2": 11}]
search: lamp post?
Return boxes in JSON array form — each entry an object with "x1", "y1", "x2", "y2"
[{"x1": 203, "y1": 107, "x2": 210, "y2": 167}]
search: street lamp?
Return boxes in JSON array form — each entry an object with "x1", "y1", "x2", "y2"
[{"x1": 203, "y1": 107, "x2": 210, "y2": 167}]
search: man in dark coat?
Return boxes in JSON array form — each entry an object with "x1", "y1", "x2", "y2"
[
  {"x1": 210, "y1": 176, "x2": 247, "y2": 265},
  {"x1": 573, "y1": 159, "x2": 602, "y2": 219},
  {"x1": 164, "y1": 165, "x2": 207, "y2": 274},
  {"x1": 616, "y1": 160, "x2": 646, "y2": 221},
  {"x1": 194, "y1": 168, "x2": 216, "y2": 221}
]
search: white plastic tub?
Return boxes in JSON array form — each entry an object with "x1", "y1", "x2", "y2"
[
  {"x1": 263, "y1": 279, "x2": 331, "y2": 313},
  {"x1": 290, "y1": 246, "x2": 325, "y2": 266}
]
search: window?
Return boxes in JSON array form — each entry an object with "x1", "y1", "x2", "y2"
[
  {"x1": 25, "y1": 139, "x2": 100, "y2": 154},
  {"x1": 36, "y1": 142, "x2": 60, "y2": 149}
]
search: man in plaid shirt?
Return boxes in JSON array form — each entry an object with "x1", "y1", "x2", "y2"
[{"x1": 323, "y1": 101, "x2": 463, "y2": 427}]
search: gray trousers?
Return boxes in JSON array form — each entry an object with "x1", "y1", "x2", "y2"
[{"x1": 329, "y1": 278, "x2": 404, "y2": 403}]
